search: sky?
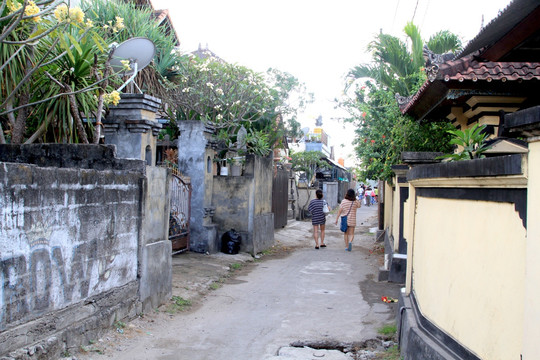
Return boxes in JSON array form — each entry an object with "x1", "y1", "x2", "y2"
[{"x1": 150, "y1": 0, "x2": 512, "y2": 166}]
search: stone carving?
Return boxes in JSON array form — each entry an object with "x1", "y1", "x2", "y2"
[
  {"x1": 203, "y1": 207, "x2": 216, "y2": 218},
  {"x1": 395, "y1": 93, "x2": 413, "y2": 106},
  {"x1": 237, "y1": 125, "x2": 247, "y2": 151},
  {"x1": 423, "y1": 45, "x2": 455, "y2": 82}
]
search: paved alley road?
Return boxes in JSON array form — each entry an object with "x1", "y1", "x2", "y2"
[{"x1": 77, "y1": 205, "x2": 400, "y2": 360}]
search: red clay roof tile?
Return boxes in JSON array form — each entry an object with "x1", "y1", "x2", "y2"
[{"x1": 400, "y1": 51, "x2": 540, "y2": 115}]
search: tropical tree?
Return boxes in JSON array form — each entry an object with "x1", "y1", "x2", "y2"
[
  {"x1": 340, "y1": 23, "x2": 460, "y2": 181},
  {"x1": 349, "y1": 23, "x2": 461, "y2": 97},
  {"x1": 289, "y1": 150, "x2": 328, "y2": 219},
  {"x1": 265, "y1": 67, "x2": 314, "y2": 139},
  {"x1": 1, "y1": 0, "x2": 179, "y2": 144},
  {"x1": 168, "y1": 55, "x2": 275, "y2": 156},
  {"x1": 0, "y1": 1, "x2": 123, "y2": 144},
  {"x1": 167, "y1": 54, "x2": 311, "y2": 159},
  {"x1": 82, "y1": 0, "x2": 180, "y2": 98}
]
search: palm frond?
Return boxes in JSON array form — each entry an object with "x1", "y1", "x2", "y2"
[
  {"x1": 427, "y1": 30, "x2": 462, "y2": 54},
  {"x1": 404, "y1": 22, "x2": 424, "y2": 69}
]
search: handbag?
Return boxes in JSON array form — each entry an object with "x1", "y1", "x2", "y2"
[
  {"x1": 323, "y1": 201, "x2": 330, "y2": 214},
  {"x1": 340, "y1": 201, "x2": 354, "y2": 232},
  {"x1": 340, "y1": 215, "x2": 348, "y2": 232}
]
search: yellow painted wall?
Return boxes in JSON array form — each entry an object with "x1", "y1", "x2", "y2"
[
  {"x1": 413, "y1": 197, "x2": 526, "y2": 360},
  {"x1": 522, "y1": 140, "x2": 540, "y2": 359}
]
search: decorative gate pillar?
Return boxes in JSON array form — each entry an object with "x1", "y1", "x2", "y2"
[
  {"x1": 104, "y1": 93, "x2": 171, "y2": 311},
  {"x1": 104, "y1": 94, "x2": 162, "y2": 165},
  {"x1": 177, "y1": 121, "x2": 218, "y2": 253}
]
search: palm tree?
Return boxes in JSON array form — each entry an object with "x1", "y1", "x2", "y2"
[{"x1": 349, "y1": 22, "x2": 461, "y2": 96}]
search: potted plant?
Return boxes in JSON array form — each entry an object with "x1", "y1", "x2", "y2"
[{"x1": 229, "y1": 156, "x2": 244, "y2": 176}]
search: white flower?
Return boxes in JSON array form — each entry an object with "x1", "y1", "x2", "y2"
[
  {"x1": 214, "y1": 105, "x2": 222, "y2": 110},
  {"x1": 216, "y1": 88, "x2": 224, "y2": 96},
  {"x1": 216, "y1": 114, "x2": 223, "y2": 120},
  {"x1": 206, "y1": 82, "x2": 214, "y2": 89},
  {"x1": 182, "y1": 87, "x2": 190, "y2": 93}
]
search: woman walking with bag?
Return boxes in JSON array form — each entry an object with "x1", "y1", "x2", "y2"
[
  {"x1": 308, "y1": 189, "x2": 330, "y2": 249},
  {"x1": 335, "y1": 189, "x2": 361, "y2": 251}
]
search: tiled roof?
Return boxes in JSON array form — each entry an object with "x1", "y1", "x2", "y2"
[
  {"x1": 437, "y1": 52, "x2": 540, "y2": 83},
  {"x1": 399, "y1": 51, "x2": 540, "y2": 115},
  {"x1": 152, "y1": 9, "x2": 180, "y2": 46},
  {"x1": 399, "y1": 0, "x2": 540, "y2": 119},
  {"x1": 457, "y1": 0, "x2": 540, "y2": 59}
]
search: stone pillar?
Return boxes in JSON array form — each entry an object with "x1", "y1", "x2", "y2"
[
  {"x1": 177, "y1": 121, "x2": 218, "y2": 253},
  {"x1": 104, "y1": 94, "x2": 162, "y2": 165},
  {"x1": 104, "y1": 94, "x2": 170, "y2": 310}
]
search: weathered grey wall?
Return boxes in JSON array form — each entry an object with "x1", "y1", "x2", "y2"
[
  {"x1": 323, "y1": 182, "x2": 338, "y2": 209},
  {"x1": 297, "y1": 188, "x2": 317, "y2": 219},
  {"x1": 139, "y1": 166, "x2": 172, "y2": 312},
  {"x1": 212, "y1": 176, "x2": 250, "y2": 250},
  {"x1": 251, "y1": 155, "x2": 274, "y2": 253},
  {"x1": 177, "y1": 121, "x2": 217, "y2": 253},
  {"x1": 103, "y1": 94, "x2": 162, "y2": 166},
  {"x1": 0, "y1": 144, "x2": 170, "y2": 359},
  {"x1": 212, "y1": 155, "x2": 274, "y2": 255}
]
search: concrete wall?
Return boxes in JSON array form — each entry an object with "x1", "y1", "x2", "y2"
[
  {"x1": 383, "y1": 181, "x2": 394, "y2": 235},
  {"x1": 212, "y1": 176, "x2": 250, "y2": 251},
  {"x1": 177, "y1": 121, "x2": 217, "y2": 253},
  {"x1": 250, "y1": 154, "x2": 274, "y2": 253},
  {"x1": 322, "y1": 181, "x2": 338, "y2": 209},
  {"x1": 104, "y1": 94, "x2": 162, "y2": 166},
  {"x1": 212, "y1": 155, "x2": 274, "y2": 255},
  {"x1": 413, "y1": 197, "x2": 525, "y2": 360},
  {"x1": 0, "y1": 144, "x2": 171, "y2": 358},
  {"x1": 139, "y1": 166, "x2": 172, "y2": 312},
  {"x1": 399, "y1": 154, "x2": 528, "y2": 360},
  {"x1": 297, "y1": 188, "x2": 317, "y2": 216},
  {"x1": 522, "y1": 139, "x2": 540, "y2": 358}
]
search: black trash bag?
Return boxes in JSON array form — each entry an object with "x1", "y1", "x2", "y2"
[{"x1": 221, "y1": 229, "x2": 241, "y2": 254}]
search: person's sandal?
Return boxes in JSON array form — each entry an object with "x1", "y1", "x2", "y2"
[
  {"x1": 315, "y1": 246, "x2": 319, "y2": 249},
  {"x1": 320, "y1": 244, "x2": 326, "y2": 248}
]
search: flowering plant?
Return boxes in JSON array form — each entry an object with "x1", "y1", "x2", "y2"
[
  {"x1": 170, "y1": 54, "x2": 279, "y2": 157},
  {"x1": 0, "y1": 0, "x2": 117, "y2": 144}
]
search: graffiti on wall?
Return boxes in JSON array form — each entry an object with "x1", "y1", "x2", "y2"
[{"x1": 0, "y1": 223, "x2": 137, "y2": 330}]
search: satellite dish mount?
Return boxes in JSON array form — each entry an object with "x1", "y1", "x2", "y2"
[{"x1": 109, "y1": 37, "x2": 156, "y2": 94}]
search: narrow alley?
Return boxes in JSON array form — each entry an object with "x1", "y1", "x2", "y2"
[{"x1": 75, "y1": 205, "x2": 401, "y2": 360}]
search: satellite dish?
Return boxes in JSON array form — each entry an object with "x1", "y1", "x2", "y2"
[{"x1": 109, "y1": 37, "x2": 156, "y2": 93}]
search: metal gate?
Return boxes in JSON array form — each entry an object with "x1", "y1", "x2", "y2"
[
  {"x1": 169, "y1": 173, "x2": 191, "y2": 254},
  {"x1": 272, "y1": 168, "x2": 289, "y2": 229}
]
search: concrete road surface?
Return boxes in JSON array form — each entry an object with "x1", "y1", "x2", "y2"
[{"x1": 75, "y1": 204, "x2": 401, "y2": 360}]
